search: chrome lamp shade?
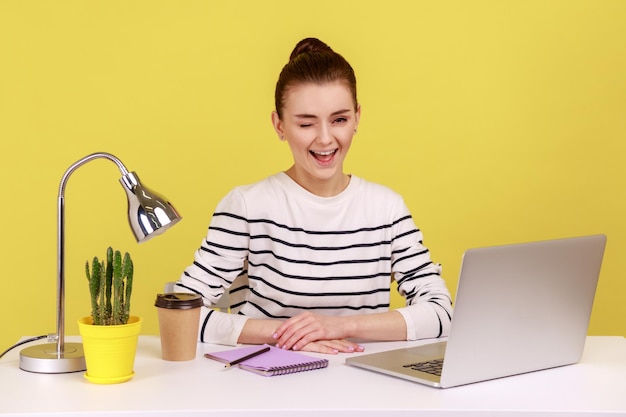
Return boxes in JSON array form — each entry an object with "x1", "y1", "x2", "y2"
[
  {"x1": 121, "y1": 171, "x2": 182, "y2": 243},
  {"x1": 19, "y1": 152, "x2": 181, "y2": 374}
]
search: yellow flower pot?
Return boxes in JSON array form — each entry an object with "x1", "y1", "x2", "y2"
[{"x1": 78, "y1": 315, "x2": 142, "y2": 384}]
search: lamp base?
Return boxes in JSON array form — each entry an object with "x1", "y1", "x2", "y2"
[{"x1": 19, "y1": 342, "x2": 86, "y2": 373}]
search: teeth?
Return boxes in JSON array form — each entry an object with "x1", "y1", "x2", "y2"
[{"x1": 313, "y1": 150, "x2": 335, "y2": 156}]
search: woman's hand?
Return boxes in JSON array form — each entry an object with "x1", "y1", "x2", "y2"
[{"x1": 272, "y1": 312, "x2": 357, "y2": 351}]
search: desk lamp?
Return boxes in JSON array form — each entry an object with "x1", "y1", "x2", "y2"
[{"x1": 19, "y1": 152, "x2": 182, "y2": 373}]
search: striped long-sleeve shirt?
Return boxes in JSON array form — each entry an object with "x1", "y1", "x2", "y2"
[{"x1": 175, "y1": 172, "x2": 452, "y2": 345}]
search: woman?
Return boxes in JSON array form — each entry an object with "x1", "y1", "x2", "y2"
[{"x1": 175, "y1": 38, "x2": 452, "y2": 354}]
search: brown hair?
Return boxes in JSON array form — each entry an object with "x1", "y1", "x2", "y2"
[{"x1": 274, "y1": 38, "x2": 357, "y2": 118}]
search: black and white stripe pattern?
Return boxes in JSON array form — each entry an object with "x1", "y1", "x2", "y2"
[{"x1": 177, "y1": 173, "x2": 452, "y2": 344}]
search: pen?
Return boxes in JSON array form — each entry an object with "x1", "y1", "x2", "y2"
[{"x1": 223, "y1": 346, "x2": 271, "y2": 368}]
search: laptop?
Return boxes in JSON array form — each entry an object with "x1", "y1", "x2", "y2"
[{"x1": 346, "y1": 234, "x2": 607, "y2": 388}]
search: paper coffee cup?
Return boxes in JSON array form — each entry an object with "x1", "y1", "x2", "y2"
[{"x1": 155, "y1": 293, "x2": 203, "y2": 361}]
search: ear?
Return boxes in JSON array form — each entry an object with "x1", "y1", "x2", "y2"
[
  {"x1": 271, "y1": 111, "x2": 285, "y2": 140},
  {"x1": 354, "y1": 104, "x2": 361, "y2": 132}
]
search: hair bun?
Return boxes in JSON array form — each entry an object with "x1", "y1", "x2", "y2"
[
  {"x1": 289, "y1": 37, "x2": 333, "y2": 61},
  {"x1": 275, "y1": 37, "x2": 357, "y2": 118}
]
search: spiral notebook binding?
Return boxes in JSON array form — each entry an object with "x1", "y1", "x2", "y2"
[
  {"x1": 261, "y1": 358, "x2": 329, "y2": 376},
  {"x1": 260, "y1": 359, "x2": 328, "y2": 375}
]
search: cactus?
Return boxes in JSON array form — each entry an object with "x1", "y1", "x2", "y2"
[
  {"x1": 105, "y1": 247, "x2": 113, "y2": 321},
  {"x1": 85, "y1": 247, "x2": 134, "y2": 325}
]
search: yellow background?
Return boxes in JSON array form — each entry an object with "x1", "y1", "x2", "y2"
[{"x1": 1, "y1": 1, "x2": 624, "y2": 351}]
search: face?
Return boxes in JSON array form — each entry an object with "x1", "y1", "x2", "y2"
[{"x1": 271, "y1": 81, "x2": 360, "y2": 196}]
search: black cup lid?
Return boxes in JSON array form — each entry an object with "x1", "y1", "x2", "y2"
[{"x1": 155, "y1": 293, "x2": 203, "y2": 309}]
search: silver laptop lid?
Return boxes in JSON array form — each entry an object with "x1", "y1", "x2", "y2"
[{"x1": 440, "y1": 234, "x2": 606, "y2": 387}]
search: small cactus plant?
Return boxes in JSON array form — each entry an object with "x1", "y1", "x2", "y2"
[{"x1": 85, "y1": 247, "x2": 134, "y2": 325}]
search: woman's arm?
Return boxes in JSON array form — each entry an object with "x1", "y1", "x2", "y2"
[
  {"x1": 237, "y1": 318, "x2": 280, "y2": 345},
  {"x1": 240, "y1": 314, "x2": 374, "y2": 354},
  {"x1": 271, "y1": 309, "x2": 407, "y2": 352}
]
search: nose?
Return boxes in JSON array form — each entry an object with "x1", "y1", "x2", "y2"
[{"x1": 317, "y1": 124, "x2": 333, "y2": 145}]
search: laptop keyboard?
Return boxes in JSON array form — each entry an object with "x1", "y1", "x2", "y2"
[{"x1": 403, "y1": 359, "x2": 444, "y2": 376}]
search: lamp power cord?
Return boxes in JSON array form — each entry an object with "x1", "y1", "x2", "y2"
[{"x1": 0, "y1": 335, "x2": 51, "y2": 360}]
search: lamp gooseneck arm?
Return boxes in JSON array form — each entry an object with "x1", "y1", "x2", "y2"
[{"x1": 56, "y1": 152, "x2": 131, "y2": 353}]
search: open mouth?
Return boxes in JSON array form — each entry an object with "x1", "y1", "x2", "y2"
[{"x1": 310, "y1": 149, "x2": 337, "y2": 163}]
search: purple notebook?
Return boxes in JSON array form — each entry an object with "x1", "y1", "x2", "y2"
[{"x1": 204, "y1": 344, "x2": 329, "y2": 376}]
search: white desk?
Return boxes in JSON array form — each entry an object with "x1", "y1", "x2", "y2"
[{"x1": 1, "y1": 336, "x2": 625, "y2": 416}]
